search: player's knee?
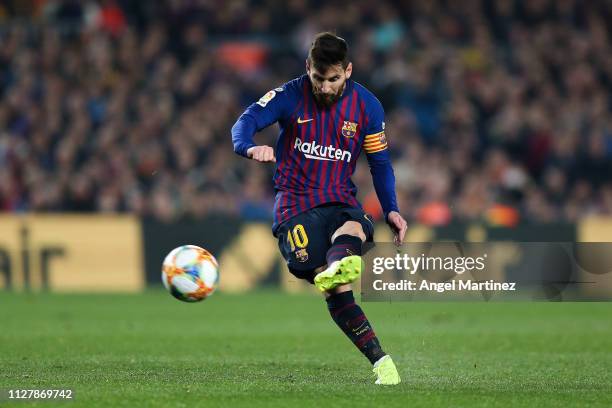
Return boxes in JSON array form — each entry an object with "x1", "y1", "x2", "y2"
[{"x1": 332, "y1": 221, "x2": 366, "y2": 243}]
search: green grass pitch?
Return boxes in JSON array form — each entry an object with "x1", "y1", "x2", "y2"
[{"x1": 1, "y1": 290, "x2": 611, "y2": 407}]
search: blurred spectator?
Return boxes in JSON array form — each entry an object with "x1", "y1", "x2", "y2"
[{"x1": 1, "y1": 0, "x2": 611, "y2": 226}]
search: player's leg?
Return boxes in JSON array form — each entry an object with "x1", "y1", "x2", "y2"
[
  {"x1": 324, "y1": 280, "x2": 385, "y2": 364},
  {"x1": 318, "y1": 210, "x2": 400, "y2": 385},
  {"x1": 320, "y1": 222, "x2": 381, "y2": 362},
  {"x1": 276, "y1": 205, "x2": 399, "y2": 384},
  {"x1": 313, "y1": 221, "x2": 364, "y2": 291},
  {"x1": 325, "y1": 282, "x2": 400, "y2": 385}
]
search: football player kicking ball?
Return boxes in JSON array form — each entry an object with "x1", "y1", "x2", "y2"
[{"x1": 231, "y1": 32, "x2": 407, "y2": 385}]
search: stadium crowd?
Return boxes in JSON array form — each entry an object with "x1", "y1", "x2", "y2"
[{"x1": 1, "y1": 0, "x2": 611, "y2": 225}]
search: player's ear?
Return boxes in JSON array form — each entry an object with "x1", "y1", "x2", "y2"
[
  {"x1": 306, "y1": 59, "x2": 311, "y2": 75},
  {"x1": 345, "y1": 62, "x2": 353, "y2": 79}
]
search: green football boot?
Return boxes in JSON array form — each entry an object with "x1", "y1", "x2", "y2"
[
  {"x1": 373, "y1": 355, "x2": 401, "y2": 385},
  {"x1": 313, "y1": 255, "x2": 362, "y2": 292}
]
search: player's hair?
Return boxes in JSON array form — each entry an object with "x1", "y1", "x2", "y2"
[{"x1": 308, "y1": 32, "x2": 349, "y2": 72}]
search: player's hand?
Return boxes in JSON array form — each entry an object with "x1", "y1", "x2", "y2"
[
  {"x1": 387, "y1": 211, "x2": 407, "y2": 246},
  {"x1": 247, "y1": 145, "x2": 276, "y2": 163}
]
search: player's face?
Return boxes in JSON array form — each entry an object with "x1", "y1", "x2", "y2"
[{"x1": 307, "y1": 62, "x2": 353, "y2": 108}]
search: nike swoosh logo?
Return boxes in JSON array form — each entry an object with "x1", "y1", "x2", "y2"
[{"x1": 297, "y1": 117, "x2": 313, "y2": 124}]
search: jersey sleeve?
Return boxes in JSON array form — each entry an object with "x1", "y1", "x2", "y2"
[
  {"x1": 362, "y1": 96, "x2": 399, "y2": 217},
  {"x1": 242, "y1": 86, "x2": 291, "y2": 130},
  {"x1": 231, "y1": 85, "x2": 291, "y2": 157},
  {"x1": 362, "y1": 97, "x2": 388, "y2": 155}
]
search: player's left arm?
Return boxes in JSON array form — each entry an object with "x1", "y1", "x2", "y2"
[{"x1": 363, "y1": 99, "x2": 407, "y2": 245}]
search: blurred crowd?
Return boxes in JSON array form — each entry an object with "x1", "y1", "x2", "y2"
[{"x1": 1, "y1": 0, "x2": 612, "y2": 225}]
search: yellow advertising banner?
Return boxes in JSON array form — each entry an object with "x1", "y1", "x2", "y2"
[{"x1": 0, "y1": 215, "x2": 144, "y2": 292}]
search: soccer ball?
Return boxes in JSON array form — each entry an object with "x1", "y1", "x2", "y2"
[{"x1": 162, "y1": 245, "x2": 219, "y2": 302}]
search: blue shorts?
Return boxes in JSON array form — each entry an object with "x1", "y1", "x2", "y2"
[{"x1": 275, "y1": 203, "x2": 374, "y2": 283}]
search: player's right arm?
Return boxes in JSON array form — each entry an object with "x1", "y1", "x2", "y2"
[{"x1": 231, "y1": 87, "x2": 289, "y2": 163}]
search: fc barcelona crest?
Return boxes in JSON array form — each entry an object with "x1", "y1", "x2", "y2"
[
  {"x1": 379, "y1": 132, "x2": 387, "y2": 144},
  {"x1": 341, "y1": 121, "x2": 358, "y2": 138},
  {"x1": 295, "y1": 248, "x2": 309, "y2": 263}
]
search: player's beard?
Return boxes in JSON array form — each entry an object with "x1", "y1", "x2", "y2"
[{"x1": 313, "y1": 82, "x2": 345, "y2": 108}]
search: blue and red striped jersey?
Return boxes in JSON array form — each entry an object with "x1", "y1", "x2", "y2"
[{"x1": 232, "y1": 74, "x2": 398, "y2": 233}]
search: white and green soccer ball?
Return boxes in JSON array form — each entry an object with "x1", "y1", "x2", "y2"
[{"x1": 162, "y1": 245, "x2": 219, "y2": 302}]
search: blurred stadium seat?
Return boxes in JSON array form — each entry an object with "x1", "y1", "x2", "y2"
[{"x1": 1, "y1": 0, "x2": 611, "y2": 225}]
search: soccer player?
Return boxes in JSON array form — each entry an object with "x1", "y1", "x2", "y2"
[{"x1": 231, "y1": 32, "x2": 406, "y2": 385}]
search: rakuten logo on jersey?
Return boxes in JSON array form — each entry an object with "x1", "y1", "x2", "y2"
[{"x1": 293, "y1": 138, "x2": 352, "y2": 162}]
